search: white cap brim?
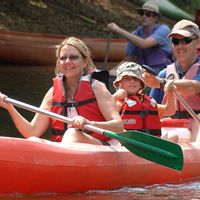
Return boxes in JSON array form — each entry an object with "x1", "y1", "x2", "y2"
[{"x1": 168, "y1": 30, "x2": 194, "y2": 38}]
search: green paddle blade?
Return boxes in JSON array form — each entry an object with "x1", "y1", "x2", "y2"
[{"x1": 103, "y1": 130, "x2": 183, "y2": 171}]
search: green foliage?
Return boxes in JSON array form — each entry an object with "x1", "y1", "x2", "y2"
[{"x1": 169, "y1": 0, "x2": 200, "y2": 15}]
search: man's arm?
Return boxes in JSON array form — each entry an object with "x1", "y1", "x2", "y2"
[
  {"x1": 171, "y1": 80, "x2": 200, "y2": 96},
  {"x1": 107, "y1": 23, "x2": 157, "y2": 49}
]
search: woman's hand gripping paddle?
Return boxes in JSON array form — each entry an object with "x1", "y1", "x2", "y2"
[{"x1": 4, "y1": 97, "x2": 183, "y2": 171}]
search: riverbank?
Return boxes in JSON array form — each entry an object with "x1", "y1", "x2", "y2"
[{"x1": 0, "y1": 0, "x2": 176, "y2": 38}]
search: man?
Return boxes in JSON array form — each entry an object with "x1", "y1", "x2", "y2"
[
  {"x1": 145, "y1": 19, "x2": 200, "y2": 101},
  {"x1": 107, "y1": 0, "x2": 172, "y2": 75},
  {"x1": 143, "y1": 19, "x2": 200, "y2": 141}
]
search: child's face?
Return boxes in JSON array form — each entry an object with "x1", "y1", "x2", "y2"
[{"x1": 118, "y1": 75, "x2": 143, "y2": 95}]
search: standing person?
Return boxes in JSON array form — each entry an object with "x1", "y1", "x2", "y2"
[
  {"x1": 143, "y1": 19, "x2": 200, "y2": 135},
  {"x1": 107, "y1": 0, "x2": 172, "y2": 75},
  {"x1": 112, "y1": 62, "x2": 176, "y2": 138},
  {"x1": 0, "y1": 37, "x2": 124, "y2": 145}
]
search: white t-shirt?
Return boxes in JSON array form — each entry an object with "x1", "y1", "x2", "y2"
[{"x1": 67, "y1": 77, "x2": 99, "y2": 118}]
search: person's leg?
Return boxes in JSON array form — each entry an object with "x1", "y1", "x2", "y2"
[
  {"x1": 191, "y1": 114, "x2": 200, "y2": 142},
  {"x1": 61, "y1": 128, "x2": 103, "y2": 145},
  {"x1": 161, "y1": 133, "x2": 179, "y2": 143}
]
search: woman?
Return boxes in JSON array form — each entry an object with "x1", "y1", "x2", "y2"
[{"x1": 0, "y1": 37, "x2": 123, "y2": 145}]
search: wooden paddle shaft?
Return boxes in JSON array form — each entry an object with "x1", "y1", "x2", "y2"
[
  {"x1": 4, "y1": 97, "x2": 105, "y2": 134},
  {"x1": 102, "y1": 31, "x2": 112, "y2": 69}
]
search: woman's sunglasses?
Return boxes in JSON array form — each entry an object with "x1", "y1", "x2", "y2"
[
  {"x1": 171, "y1": 37, "x2": 198, "y2": 45},
  {"x1": 138, "y1": 10, "x2": 154, "y2": 17},
  {"x1": 59, "y1": 55, "x2": 82, "y2": 62}
]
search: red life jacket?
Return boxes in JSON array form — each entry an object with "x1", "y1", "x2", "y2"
[
  {"x1": 163, "y1": 61, "x2": 200, "y2": 120},
  {"x1": 120, "y1": 95, "x2": 161, "y2": 136},
  {"x1": 50, "y1": 75, "x2": 110, "y2": 142}
]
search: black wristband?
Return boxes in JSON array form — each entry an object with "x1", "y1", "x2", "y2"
[{"x1": 160, "y1": 79, "x2": 167, "y2": 90}]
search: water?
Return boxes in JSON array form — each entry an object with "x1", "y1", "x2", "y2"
[
  {"x1": 1, "y1": 64, "x2": 200, "y2": 199},
  {"x1": 0, "y1": 64, "x2": 54, "y2": 138},
  {"x1": 0, "y1": 181, "x2": 200, "y2": 200}
]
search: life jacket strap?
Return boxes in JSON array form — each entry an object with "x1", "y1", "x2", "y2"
[{"x1": 172, "y1": 110, "x2": 200, "y2": 119}]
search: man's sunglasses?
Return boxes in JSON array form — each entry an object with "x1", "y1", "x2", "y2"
[
  {"x1": 171, "y1": 37, "x2": 198, "y2": 45},
  {"x1": 138, "y1": 10, "x2": 154, "y2": 17}
]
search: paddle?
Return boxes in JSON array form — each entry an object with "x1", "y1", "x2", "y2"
[
  {"x1": 142, "y1": 64, "x2": 158, "y2": 76},
  {"x1": 90, "y1": 33, "x2": 112, "y2": 90},
  {"x1": 171, "y1": 85, "x2": 200, "y2": 142},
  {"x1": 142, "y1": 66, "x2": 199, "y2": 123},
  {"x1": 102, "y1": 31, "x2": 112, "y2": 70},
  {"x1": 91, "y1": 70, "x2": 110, "y2": 90},
  {"x1": 172, "y1": 85, "x2": 200, "y2": 123},
  {"x1": 4, "y1": 97, "x2": 183, "y2": 171}
]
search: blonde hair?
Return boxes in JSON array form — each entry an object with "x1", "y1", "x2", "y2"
[{"x1": 55, "y1": 37, "x2": 96, "y2": 74}]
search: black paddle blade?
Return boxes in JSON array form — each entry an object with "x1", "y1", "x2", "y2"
[
  {"x1": 142, "y1": 65, "x2": 158, "y2": 76},
  {"x1": 91, "y1": 70, "x2": 109, "y2": 90}
]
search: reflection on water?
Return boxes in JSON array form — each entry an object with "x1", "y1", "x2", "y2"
[
  {"x1": 1, "y1": 64, "x2": 200, "y2": 200},
  {"x1": 0, "y1": 64, "x2": 55, "y2": 138},
  {"x1": 0, "y1": 180, "x2": 200, "y2": 200}
]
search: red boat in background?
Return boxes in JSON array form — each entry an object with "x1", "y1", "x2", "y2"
[{"x1": 0, "y1": 29, "x2": 126, "y2": 65}]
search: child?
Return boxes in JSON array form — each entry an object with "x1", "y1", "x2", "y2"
[{"x1": 113, "y1": 62, "x2": 176, "y2": 138}]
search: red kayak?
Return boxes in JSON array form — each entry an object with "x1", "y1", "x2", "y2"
[{"x1": 0, "y1": 136, "x2": 199, "y2": 195}]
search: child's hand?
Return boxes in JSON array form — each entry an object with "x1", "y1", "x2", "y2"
[{"x1": 113, "y1": 89, "x2": 127, "y2": 100}]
